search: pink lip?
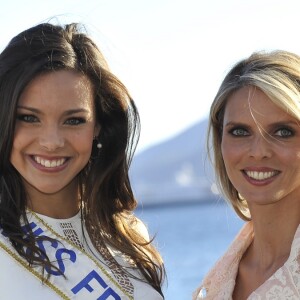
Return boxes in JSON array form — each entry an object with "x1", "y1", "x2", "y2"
[
  {"x1": 241, "y1": 167, "x2": 280, "y2": 187},
  {"x1": 243, "y1": 167, "x2": 277, "y2": 172},
  {"x1": 28, "y1": 155, "x2": 70, "y2": 173}
]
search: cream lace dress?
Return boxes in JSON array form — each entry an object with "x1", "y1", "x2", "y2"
[{"x1": 193, "y1": 222, "x2": 300, "y2": 300}]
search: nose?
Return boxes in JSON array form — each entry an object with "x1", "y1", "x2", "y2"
[
  {"x1": 39, "y1": 126, "x2": 64, "y2": 151},
  {"x1": 248, "y1": 133, "x2": 272, "y2": 159}
]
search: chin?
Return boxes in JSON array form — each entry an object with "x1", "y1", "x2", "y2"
[{"x1": 28, "y1": 182, "x2": 69, "y2": 195}]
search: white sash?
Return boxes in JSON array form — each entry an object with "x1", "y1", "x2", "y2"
[{"x1": 0, "y1": 212, "x2": 133, "y2": 300}]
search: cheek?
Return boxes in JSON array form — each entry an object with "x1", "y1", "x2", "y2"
[
  {"x1": 221, "y1": 139, "x2": 234, "y2": 162},
  {"x1": 221, "y1": 139, "x2": 243, "y2": 176},
  {"x1": 11, "y1": 128, "x2": 28, "y2": 155},
  {"x1": 273, "y1": 146, "x2": 300, "y2": 162},
  {"x1": 10, "y1": 138, "x2": 22, "y2": 167},
  {"x1": 221, "y1": 147, "x2": 230, "y2": 176},
  {"x1": 12, "y1": 135, "x2": 23, "y2": 151},
  {"x1": 72, "y1": 130, "x2": 94, "y2": 154},
  {"x1": 222, "y1": 137, "x2": 245, "y2": 160}
]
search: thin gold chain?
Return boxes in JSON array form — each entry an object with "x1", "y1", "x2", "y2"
[
  {"x1": 0, "y1": 239, "x2": 70, "y2": 300},
  {"x1": 30, "y1": 211, "x2": 134, "y2": 300}
]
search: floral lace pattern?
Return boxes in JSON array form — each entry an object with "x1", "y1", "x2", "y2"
[{"x1": 193, "y1": 222, "x2": 300, "y2": 300}]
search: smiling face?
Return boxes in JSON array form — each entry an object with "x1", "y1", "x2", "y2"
[
  {"x1": 221, "y1": 86, "x2": 300, "y2": 209},
  {"x1": 10, "y1": 70, "x2": 99, "y2": 207}
]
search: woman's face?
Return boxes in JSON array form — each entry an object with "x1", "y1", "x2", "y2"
[
  {"x1": 221, "y1": 86, "x2": 300, "y2": 209},
  {"x1": 10, "y1": 70, "x2": 99, "y2": 198}
]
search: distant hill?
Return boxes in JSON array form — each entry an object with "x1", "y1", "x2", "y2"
[{"x1": 129, "y1": 119, "x2": 219, "y2": 206}]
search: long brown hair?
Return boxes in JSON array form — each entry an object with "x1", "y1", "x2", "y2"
[{"x1": 0, "y1": 23, "x2": 164, "y2": 295}]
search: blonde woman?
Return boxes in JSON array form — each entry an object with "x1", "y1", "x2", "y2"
[{"x1": 194, "y1": 51, "x2": 300, "y2": 299}]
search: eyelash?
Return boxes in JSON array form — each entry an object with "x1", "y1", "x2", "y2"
[
  {"x1": 64, "y1": 118, "x2": 86, "y2": 125},
  {"x1": 228, "y1": 127, "x2": 294, "y2": 138},
  {"x1": 229, "y1": 127, "x2": 249, "y2": 136},
  {"x1": 274, "y1": 128, "x2": 294, "y2": 138},
  {"x1": 17, "y1": 114, "x2": 38, "y2": 123},
  {"x1": 16, "y1": 115, "x2": 87, "y2": 126}
]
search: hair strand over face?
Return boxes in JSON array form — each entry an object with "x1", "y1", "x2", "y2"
[
  {"x1": 207, "y1": 50, "x2": 300, "y2": 221},
  {"x1": 0, "y1": 22, "x2": 165, "y2": 295}
]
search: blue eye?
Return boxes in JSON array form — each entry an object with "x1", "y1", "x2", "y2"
[
  {"x1": 65, "y1": 118, "x2": 86, "y2": 125},
  {"x1": 274, "y1": 128, "x2": 293, "y2": 138},
  {"x1": 230, "y1": 128, "x2": 249, "y2": 136},
  {"x1": 17, "y1": 114, "x2": 39, "y2": 123}
]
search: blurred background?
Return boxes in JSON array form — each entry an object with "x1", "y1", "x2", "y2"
[{"x1": 2, "y1": 1, "x2": 300, "y2": 298}]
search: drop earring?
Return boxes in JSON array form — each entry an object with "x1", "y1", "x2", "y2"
[{"x1": 91, "y1": 136, "x2": 102, "y2": 159}]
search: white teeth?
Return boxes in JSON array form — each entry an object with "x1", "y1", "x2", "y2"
[
  {"x1": 245, "y1": 171, "x2": 278, "y2": 180},
  {"x1": 33, "y1": 156, "x2": 66, "y2": 168},
  {"x1": 50, "y1": 160, "x2": 56, "y2": 167}
]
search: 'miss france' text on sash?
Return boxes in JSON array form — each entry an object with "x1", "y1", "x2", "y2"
[{"x1": 0, "y1": 217, "x2": 131, "y2": 300}]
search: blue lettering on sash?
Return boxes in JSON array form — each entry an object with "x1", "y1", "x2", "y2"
[
  {"x1": 22, "y1": 222, "x2": 44, "y2": 237},
  {"x1": 71, "y1": 270, "x2": 121, "y2": 300},
  {"x1": 46, "y1": 248, "x2": 77, "y2": 275},
  {"x1": 21, "y1": 222, "x2": 77, "y2": 276},
  {"x1": 98, "y1": 288, "x2": 121, "y2": 300}
]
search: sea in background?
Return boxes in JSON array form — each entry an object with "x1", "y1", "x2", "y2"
[{"x1": 136, "y1": 200, "x2": 245, "y2": 300}]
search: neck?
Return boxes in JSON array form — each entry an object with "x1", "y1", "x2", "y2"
[
  {"x1": 28, "y1": 198, "x2": 80, "y2": 219},
  {"x1": 25, "y1": 181, "x2": 80, "y2": 219},
  {"x1": 248, "y1": 197, "x2": 300, "y2": 270}
]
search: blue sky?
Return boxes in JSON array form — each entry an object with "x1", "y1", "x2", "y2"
[{"x1": 2, "y1": 0, "x2": 300, "y2": 151}]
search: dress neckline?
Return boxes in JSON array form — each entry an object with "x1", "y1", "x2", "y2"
[{"x1": 27, "y1": 209, "x2": 81, "y2": 223}]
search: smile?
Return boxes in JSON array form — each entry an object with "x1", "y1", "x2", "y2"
[
  {"x1": 244, "y1": 170, "x2": 280, "y2": 181},
  {"x1": 33, "y1": 156, "x2": 67, "y2": 168}
]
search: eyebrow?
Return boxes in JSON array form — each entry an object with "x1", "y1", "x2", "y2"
[
  {"x1": 224, "y1": 120, "x2": 299, "y2": 128},
  {"x1": 224, "y1": 121, "x2": 248, "y2": 128},
  {"x1": 17, "y1": 106, "x2": 90, "y2": 115}
]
